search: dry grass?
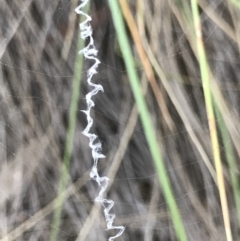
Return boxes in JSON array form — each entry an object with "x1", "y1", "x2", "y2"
[{"x1": 0, "y1": 0, "x2": 240, "y2": 240}]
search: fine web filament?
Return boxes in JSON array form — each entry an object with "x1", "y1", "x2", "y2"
[{"x1": 75, "y1": 1, "x2": 125, "y2": 240}]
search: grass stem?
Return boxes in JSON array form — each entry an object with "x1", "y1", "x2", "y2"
[
  {"x1": 108, "y1": 1, "x2": 188, "y2": 241},
  {"x1": 190, "y1": 1, "x2": 232, "y2": 240},
  {"x1": 49, "y1": 3, "x2": 89, "y2": 240}
]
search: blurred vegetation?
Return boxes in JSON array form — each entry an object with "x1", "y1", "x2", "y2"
[{"x1": 0, "y1": 0, "x2": 240, "y2": 241}]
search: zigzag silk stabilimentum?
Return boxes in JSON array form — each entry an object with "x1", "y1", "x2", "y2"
[{"x1": 75, "y1": 1, "x2": 125, "y2": 240}]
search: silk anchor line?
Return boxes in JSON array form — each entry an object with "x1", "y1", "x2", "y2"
[{"x1": 75, "y1": 1, "x2": 125, "y2": 240}]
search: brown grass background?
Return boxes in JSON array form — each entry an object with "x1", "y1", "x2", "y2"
[{"x1": 0, "y1": 0, "x2": 240, "y2": 240}]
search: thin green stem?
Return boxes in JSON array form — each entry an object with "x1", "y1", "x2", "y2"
[
  {"x1": 215, "y1": 103, "x2": 240, "y2": 228},
  {"x1": 108, "y1": 1, "x2": 188, "y2": 241},
  {"x1": 191, "y1": 1, "x2": 232, "y2": 240},
  {"x1": 49, "y1": 3, "x2": 89, "y2": 240},
  {"x1": 229, "y1": 0, "x2": 240, "y2": 8}
]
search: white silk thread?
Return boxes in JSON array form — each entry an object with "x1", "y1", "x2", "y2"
[{"x1": 75, "y1": 1, "x2": 125, "y2": 240}]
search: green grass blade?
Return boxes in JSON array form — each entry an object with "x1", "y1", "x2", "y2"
[
  {"x1": 190, "y1": 1, "x2": 232, "y2": 240},
  {"x1": 215, "y1": 103, "x2": 240, "y2": 228},
  {"x1": 49, "y1": 3, "x2": 89, "y2": 240},
  {"x1": 229, "y1": 0, "x2": 240, "y2": 8},
  {"x1": 108, "y1": 1, "x2": 188, "y2": 241}
]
